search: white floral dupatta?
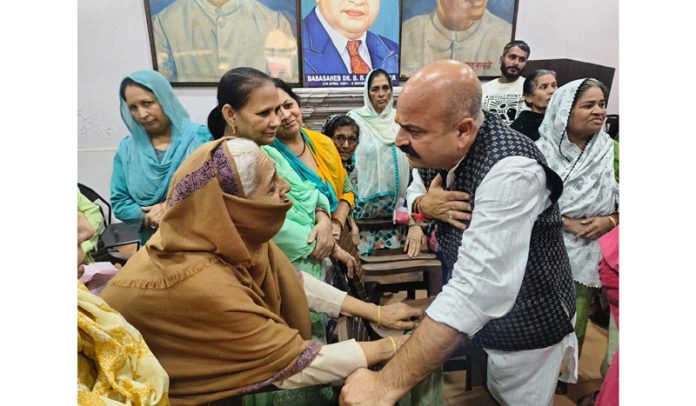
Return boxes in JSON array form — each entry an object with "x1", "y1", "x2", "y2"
[{"x1": 536, "y1": 79, "x2": 619, "y2": 288}]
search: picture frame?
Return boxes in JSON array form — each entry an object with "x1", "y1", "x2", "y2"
[
  {"x1": 144, "y1": 0, "x2": 302, "y2": 86},
  {"x1": 299, "y1": 0, "x2": 401, "y2": 88},
  {"x1": 399, "y1": 0, "x2": 519, "y2": 81}
]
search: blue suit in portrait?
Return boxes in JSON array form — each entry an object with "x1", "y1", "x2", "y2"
[{"x1": 302, "y1": 7, "x2": 399, "y2": 75}]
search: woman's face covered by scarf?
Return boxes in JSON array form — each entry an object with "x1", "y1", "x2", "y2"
[{"x1": 246, "y1": 151, "x2": 292, "y2": 204}]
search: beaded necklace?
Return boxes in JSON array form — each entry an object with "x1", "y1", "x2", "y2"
[
  {"x1": 295, "y1": 138, "x2": 307, "y2": 157},
  {"x1": 560, "y1": 132, "x2": 594, "y2": 183}
]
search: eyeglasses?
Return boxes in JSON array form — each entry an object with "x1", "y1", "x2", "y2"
[{"x1": 333, "y1": 135, "x2": 359, "y2": 146}]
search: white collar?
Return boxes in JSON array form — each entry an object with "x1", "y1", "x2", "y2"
[
  {"x1": 315, "y1": 7, "x2": 368, "y2": 53},
  {"x1": 194, "y1": 0, "x2": 241, "y2": 17},
  {"x1": 446, "y1": 153, "x2": 468, "y2": 188}
]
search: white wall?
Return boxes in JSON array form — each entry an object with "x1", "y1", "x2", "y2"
[
  {"x1": 515, "y1": 0, "x2": 619, "y2": 111},
  {"x1": 78, "y1": 0, "x2": 618, "y2": 200}
]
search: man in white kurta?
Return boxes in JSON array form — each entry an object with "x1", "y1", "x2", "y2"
[
  {"x1": 340, "y1": 60, "x2": 577, "y2": 406},
  {"x1": 152, "y1": 0, "x2": 298, "y2": 82}
]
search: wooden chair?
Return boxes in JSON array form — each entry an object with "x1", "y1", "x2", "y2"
[{"x1": 350, "y1": 219, "x2": 443, "y2": 299}]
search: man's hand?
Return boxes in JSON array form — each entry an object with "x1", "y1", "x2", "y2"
[
  {"x1": 340, "y1": 369, "x2": 398, "y2": 406},
  {"x1": 419, "y1": 174, "x2": 471, "y2": 230},
  {"x1": 403, "y1": 225, "x2": 427, "y2": 257},
  {"x1": 379, "y1": 302, "x2": 424, "y2": 330},
  {"x1": 331, "y1": 244, "x2": 357, "y2": 278},
  {"x1": 309, "y1": 213, "x2": 334, "y2": 259}
]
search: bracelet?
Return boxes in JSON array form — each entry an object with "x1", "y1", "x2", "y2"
[
  {"x1": 607, "y1": 215, "x2": 617, "y2": 228},
  {"x1": 315, "y1": 208, "x2": 330, "y2": 219},
  {"x1": 417, "y1": 196, "x2": 432, "y2": 220},
  {"x1": 388, "y1": 336, "x2": 397, "y2": 357},
  {"x1": 416, "y1": 196, "x2": 425, "y2": 214},
  {"x1": 331, "y1": 217, "x2": 344, "y2": 232},
  {"x1": 377, "y1": 305, "x2": 382, "y2": 328},
  {"x1": 411, "y1": 196, "x2": 426, "y2": 223}
]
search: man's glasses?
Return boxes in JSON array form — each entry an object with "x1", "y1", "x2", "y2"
[{"x1": 333, "y1": 135, "x2": 359, "y2": 146}]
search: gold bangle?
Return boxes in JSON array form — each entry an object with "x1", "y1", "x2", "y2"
[
  {"x1": 388, "y1": 336, "x2": 397, "y2": 357},
  {"x1": 607, "y1": 215, "x2": 617, "y2": 228},
  {"x1": 377, "y1": 305, "x2": 382, "y2": 328}
]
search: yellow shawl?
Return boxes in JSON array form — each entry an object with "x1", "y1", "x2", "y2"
[
  {"x1": 305, "y1": 128, "x2": 355, "y2": 207},
  {"x1": 78, "y1": 281, "x2": 169, "y2": 406}
]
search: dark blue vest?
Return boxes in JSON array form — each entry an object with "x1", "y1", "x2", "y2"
[{"x1": 418, "y1": 112, "x2": 575, "y2": 351}]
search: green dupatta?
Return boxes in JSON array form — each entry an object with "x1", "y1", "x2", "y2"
[{"x1": 262, "y1": 146, "x2": 330, "y2": 279}]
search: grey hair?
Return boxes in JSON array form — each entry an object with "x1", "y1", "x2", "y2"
[
  {"x1": 226, "y1": 137, "x2": 262, "y2": 196},
  {"x1": 522, "y1": 69, "x2": 557, "y2": 107}
]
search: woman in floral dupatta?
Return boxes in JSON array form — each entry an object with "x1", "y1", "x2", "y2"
[
  {"x1": 536, "y1": 78, "x2": 619, "y2": 354},
  {"x1": 347, "y1": 69, "x2": 411, "y2": 256}
]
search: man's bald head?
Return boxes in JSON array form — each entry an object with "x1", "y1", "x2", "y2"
[
  {"x1": 395, "y1": 60, "x2": 483, "y2": 169},
  {"x1": 402, "y1": 60, "x2": 483, "y2": 128}
]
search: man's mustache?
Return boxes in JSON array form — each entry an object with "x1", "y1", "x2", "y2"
[{"x1": 398, "y1": 144, "x2": 420, "y2": 159}]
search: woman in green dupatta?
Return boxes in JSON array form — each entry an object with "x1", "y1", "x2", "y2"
[{"x1": 206, "y1": 67, "x2": 440, "y2": 406}]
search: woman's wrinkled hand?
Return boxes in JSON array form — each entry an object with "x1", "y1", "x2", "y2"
[
  {"x1": 349, "y1": 217, "x2": 361, "y2": 246},
  {"x1": 577, "y1": 216, "x2": 614, "y2": 240},
  {"x1": 331, "y1": 244, "x2": 357, "y2": 278},
  {"x1": 141, "y1": 202, "x2": 166, "y2": 229},
  {"x1": 379, "y1": 302, "x2": 424, "y2": 330},
  {"x1": 403, "y1": 225, "x2": 427, "y2": 257},
  {"x1": 309, "y1": 213, "x2": 335, "y2": 259}
]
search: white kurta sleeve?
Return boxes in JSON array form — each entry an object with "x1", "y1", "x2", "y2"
[
  {"x1": 273, "y1": 339, "x2": 367, "y2": 389},
  {"x1": 302, "y1": 271, "x2": 347, "y2": 318},
  {"x1": 426, "y1": 156, "x2": 551, "y2": 336}
]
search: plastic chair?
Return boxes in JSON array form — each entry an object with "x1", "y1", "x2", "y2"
[{"x1": 78, "y1": 183, "x2": 141, "y2": 265}]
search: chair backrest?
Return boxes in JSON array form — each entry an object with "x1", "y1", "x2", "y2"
[
  {"x1": 605, "y1": 114, "x2": 619, "y2": 140},
  {"x1": 78, "y1": 183, "x2": 111, "y2": 226},
  {"x1": 333, "y1": 227, "x2": 370, "y2": 302}
]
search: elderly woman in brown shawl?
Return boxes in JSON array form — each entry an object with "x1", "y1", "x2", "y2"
[{"x1": 101, "y1": 137, "x2": 424, "y2": 405}]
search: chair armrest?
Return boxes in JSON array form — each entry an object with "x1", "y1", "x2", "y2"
[
  {"x1": 100, "y1": 222, "x2": 140, "y2": 249},
  {"x1": 360, "y1": 252, "x2": 437, "y2": 263}
]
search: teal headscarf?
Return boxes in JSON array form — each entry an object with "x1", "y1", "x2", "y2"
[
  {"x1": 269, "y1": 130, "x2": 340, "y2": 212},
  {"x1": 117, "y1": 70, "x2": 210, "y2": 207}
]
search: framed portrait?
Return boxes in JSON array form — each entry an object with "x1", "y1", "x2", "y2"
[
  {"x1": 400, "y1": 0, "x2": 519, "y2": 79},
  {"x1": 300, "y1": 0, "x2": 400, "y2": 87},
  {"x1": 144, "y1": 0, "x2": 301, "y2": 86}
]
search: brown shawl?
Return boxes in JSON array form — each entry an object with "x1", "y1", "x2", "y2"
[{"x1": 101, "y1": 137, "x2": 318, "y2": 405}]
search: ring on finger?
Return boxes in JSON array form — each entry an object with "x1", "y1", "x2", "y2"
[{"x1": 447, "y1": 211, "x2": 453, "y2": 220}]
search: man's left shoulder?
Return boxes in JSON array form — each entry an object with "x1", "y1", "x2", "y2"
[
  {"x1": 366, "y1": 31, "x2": 399, "y2": 53},
  {"x1": 480, "y1": 9, "x2": 512, "y2": 33}
]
